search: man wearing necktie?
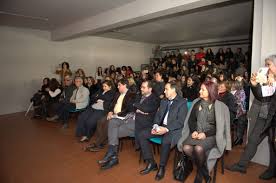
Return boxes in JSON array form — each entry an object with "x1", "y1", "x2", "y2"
[{"x1": 138, "y1": 81, "x2": 188, "y2": 181}]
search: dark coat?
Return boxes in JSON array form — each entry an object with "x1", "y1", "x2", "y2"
[
  {"x1": 247, "y1": 84, "x2": 272, "y2": 136},
  {"x1": 218, "y1": 91, "x2": 237, "y2": 123},
  {"x1": 153, "y1": 95, "x2": 188, "y2": 146},
  {"x1": 109, "y1": 90, "x2": 136, "y2": 117},
  {"x1": 152, "y1": 81, "x2": 165, "y2": 98},
  {"x1": 182, "y1": 84, "x2": 199, "y2": 102},
  {"x1": 133, "y1": 93, "x2": 160, "y2": 131},
  {"x1": 90, "y1": 89, "x2": 116, "y2": 113}
]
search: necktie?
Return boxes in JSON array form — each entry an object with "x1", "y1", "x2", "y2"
[
  {"x1": 161, "y1": 100, "x2": 173, "y2": 125},
  {"x1": 74, "y1": 88, "x2": 79, "y2": 100},
  {"x1": 140, "y1": 96, "x2": 146, "y2": 104}
]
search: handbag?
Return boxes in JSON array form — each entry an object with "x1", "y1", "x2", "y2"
[{"x1": 173, "y1": 152, "x2": 193, "y2": 182}]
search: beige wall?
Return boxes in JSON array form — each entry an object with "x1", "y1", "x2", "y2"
[{"x1": 0, "y1": 26, "x2": 154, "y2": 115}]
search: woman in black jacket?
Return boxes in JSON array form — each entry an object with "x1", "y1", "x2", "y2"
[
  {"x1": 182, "y1": 76, "x2": 199, "y2": 102},
  {"x1": 75, "y1": 80, "x2": 115, "y2": 142},
  {"x1": 217, "y1": 81, "x2": 237, "y2": 124}
]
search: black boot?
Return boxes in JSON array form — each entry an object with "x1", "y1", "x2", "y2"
[
  {"x1": 140, "y1": 160, "x2": 158, "y2": 175},
  {"x1": 194, "y1": 169, "x2": 203, "y2": 183},
  {"x1": 155, "y1": 166, "x2": 165, "y2": 181},
  {"x1": 200, "y1": 165, "x2": 211, "y2": 183},
  {"x1": 98, "y1": 145, "x2": 117, "y2": 164},
  {"x1": 100, "y1": 155, "x2": 119, "y2": 170}
]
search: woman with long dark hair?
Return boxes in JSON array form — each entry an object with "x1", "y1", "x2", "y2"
[{"x1": 76, "y1": 80, "x2": 115, "y2": 142}]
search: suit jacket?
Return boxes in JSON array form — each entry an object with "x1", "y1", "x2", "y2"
[
  {"x1": 133, "y1": 93, "x2": 160, "y2": 131},
  {"x1": 153, "y1": 95, "x2": 188, "y2": 146},
  {"x1": 110, "y1": 90, "x2": 136, "y2": 117},
  {"x1": 177, "y1": 98, "x2": 231, "y2": 173},
  {"x1": 247, "y1": 84, "x2": 272, "y2": 137}
]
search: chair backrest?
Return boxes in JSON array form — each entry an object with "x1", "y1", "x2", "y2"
[{"x1": 187, "y1": 101, "x2": 193, "y2": 111}]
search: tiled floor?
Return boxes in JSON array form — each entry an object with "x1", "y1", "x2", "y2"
[{"x1": 0, "y1": 112, "x2": 274, "y2": 183}]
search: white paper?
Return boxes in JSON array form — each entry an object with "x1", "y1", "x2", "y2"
[{"x1": 262, "y1": 84, "x2": 276, "y2": 97}]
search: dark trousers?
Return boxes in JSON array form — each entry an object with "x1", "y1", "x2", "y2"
[
  {"x1": 239, "y1": 117, "x2": 266, "y2": 167},
  {"x1": 56, "y1": 102, "x2": 76, "y2": 124},
  {"x1": 236, "y1": 114, "x2": 248, "y2": 139},
  {"x1": 138, "y1": 129, "x2": 173, "y2": 167},
  {"x1": 266, "y1": 127, "x2": 276, "y2": 173},
  {"x1": 93, "y1": 116, "x2": 109, "y2": 146},
  {"x1": 75, "y1": 108, "x2": 105, "y2": 138}
]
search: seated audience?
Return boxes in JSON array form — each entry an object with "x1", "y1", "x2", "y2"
[
  {"x1": 43, "y1": 78, "x2": 62, "y2": 117},
  {"x1": 152, "y1": 70, "x2": 165, "y2": 99},
  {"x1": 75, "y1": 80, "x2": 115, "y2": 142},
  {"x1": 98, "y1": 80, "x2": 160, "y2": 170},
  {"x1": 47, "y1": 76, "x2": 89, "y2": 128},
  {"x1": 218, "y1": 81, "x2": 237, "y2": 124},
  {"x1": 85, "y1": 79, "x2": 136, "y2": 152},
  {"x1": 182, "y1": 76, "x2": 199, "y2": 102},
  {"x1": 138, "y1": 81, "x2": 188, "y2": 181},
  {"x1": 178, "y1": 81, "x2": 231, "y2": 183},
  {"x1": 31, "y1": 77, "x2": 50, "y2": 118}
]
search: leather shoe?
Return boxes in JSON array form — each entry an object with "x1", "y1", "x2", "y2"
[
  {"x1": 155, "y1": 166, "x2": 165, "y2": 181},
  {"x1": 226, "y1": 163, "x2": 246, "y2": 174},
  {"x1": 140, "y1": 162, "x2": 158, "y2": 175},
  {"x1": 205, "y1": 176, "x2": 212, "y2": 183},
  {"x1": 233, "y1": 138, "x2": 243, "y2": 146},
  {"x1": 98, "y1": 145, "x2": 117, "y2": 164},
  {"x1": 259, "y1": 169, "x2": 276, "y2": 180},
  {"x1": 101, "y1": 156, "x2": 119, "y2": 170}
]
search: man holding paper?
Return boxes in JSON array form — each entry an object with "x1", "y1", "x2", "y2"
[{"x1": 138, "y1": 81, "x2": 188, "y2": 181}]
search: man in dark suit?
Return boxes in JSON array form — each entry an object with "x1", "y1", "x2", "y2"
[
  {"x1": 138, "y1": 81, "x2": 188, "y2": 181},
  {"x1": 99, "y1": 80, "x2": 160, "y2": 170},
  {"x1": 134, "y1": 81, "x2": 160, "y2": 149},
  {"x1": 85, "y1": 79, "x2": 135, "y2": 152}
]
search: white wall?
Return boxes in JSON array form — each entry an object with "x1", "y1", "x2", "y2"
[{"x1": 0, "y1": 26, "x2": 154, "y2": 115}]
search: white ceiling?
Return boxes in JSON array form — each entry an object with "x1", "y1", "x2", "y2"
[
  {"x1": 0, "y1": 0, "x2": 136, "y2": 30},
  {"x1": 97, "y1": 1, "x2": 253, "y2": 44},
  {"x1": 0, "y1": 0, "x2": 253, "y2": 44}
]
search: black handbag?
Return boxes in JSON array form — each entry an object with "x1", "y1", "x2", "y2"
[{"x1": 173, "y1": 152, "x2": 193, "y2": 182}]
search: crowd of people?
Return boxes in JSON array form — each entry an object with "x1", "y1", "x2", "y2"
[{"x1": 29, "y1": 47, "x2": 276, "y2": 182}]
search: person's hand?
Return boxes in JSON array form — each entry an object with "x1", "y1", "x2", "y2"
[
  {"x1": 267, "y1": 73, "x2": 275, "y2": 86},
  {"x1": 45, "y1": 88, "x2": 50, "y2": 92},
  {"x1": 250, "y1": 73, "x2": 258, "y2": 86},
  {"x1": 197, "y1": 133, "x2": 206, "y2": 140},
  {"x1": 192, "y1": 131, "x2": 199, "y2": 139},
  {"x1": 235, "y1": 76, "x2": 243, "y2": 82},
  {"x1": 136, "y1": 109, "x2": 148, "y2": 115},
  {"x1": 107, "y1": 112, "x2": 113, "y2": 120},
  {"x1": 154, "y1": 126, "x2": 168, "y2": 135},
  {"x1": 151, "y1": 129, "x2": 158, "y2": 135}
]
